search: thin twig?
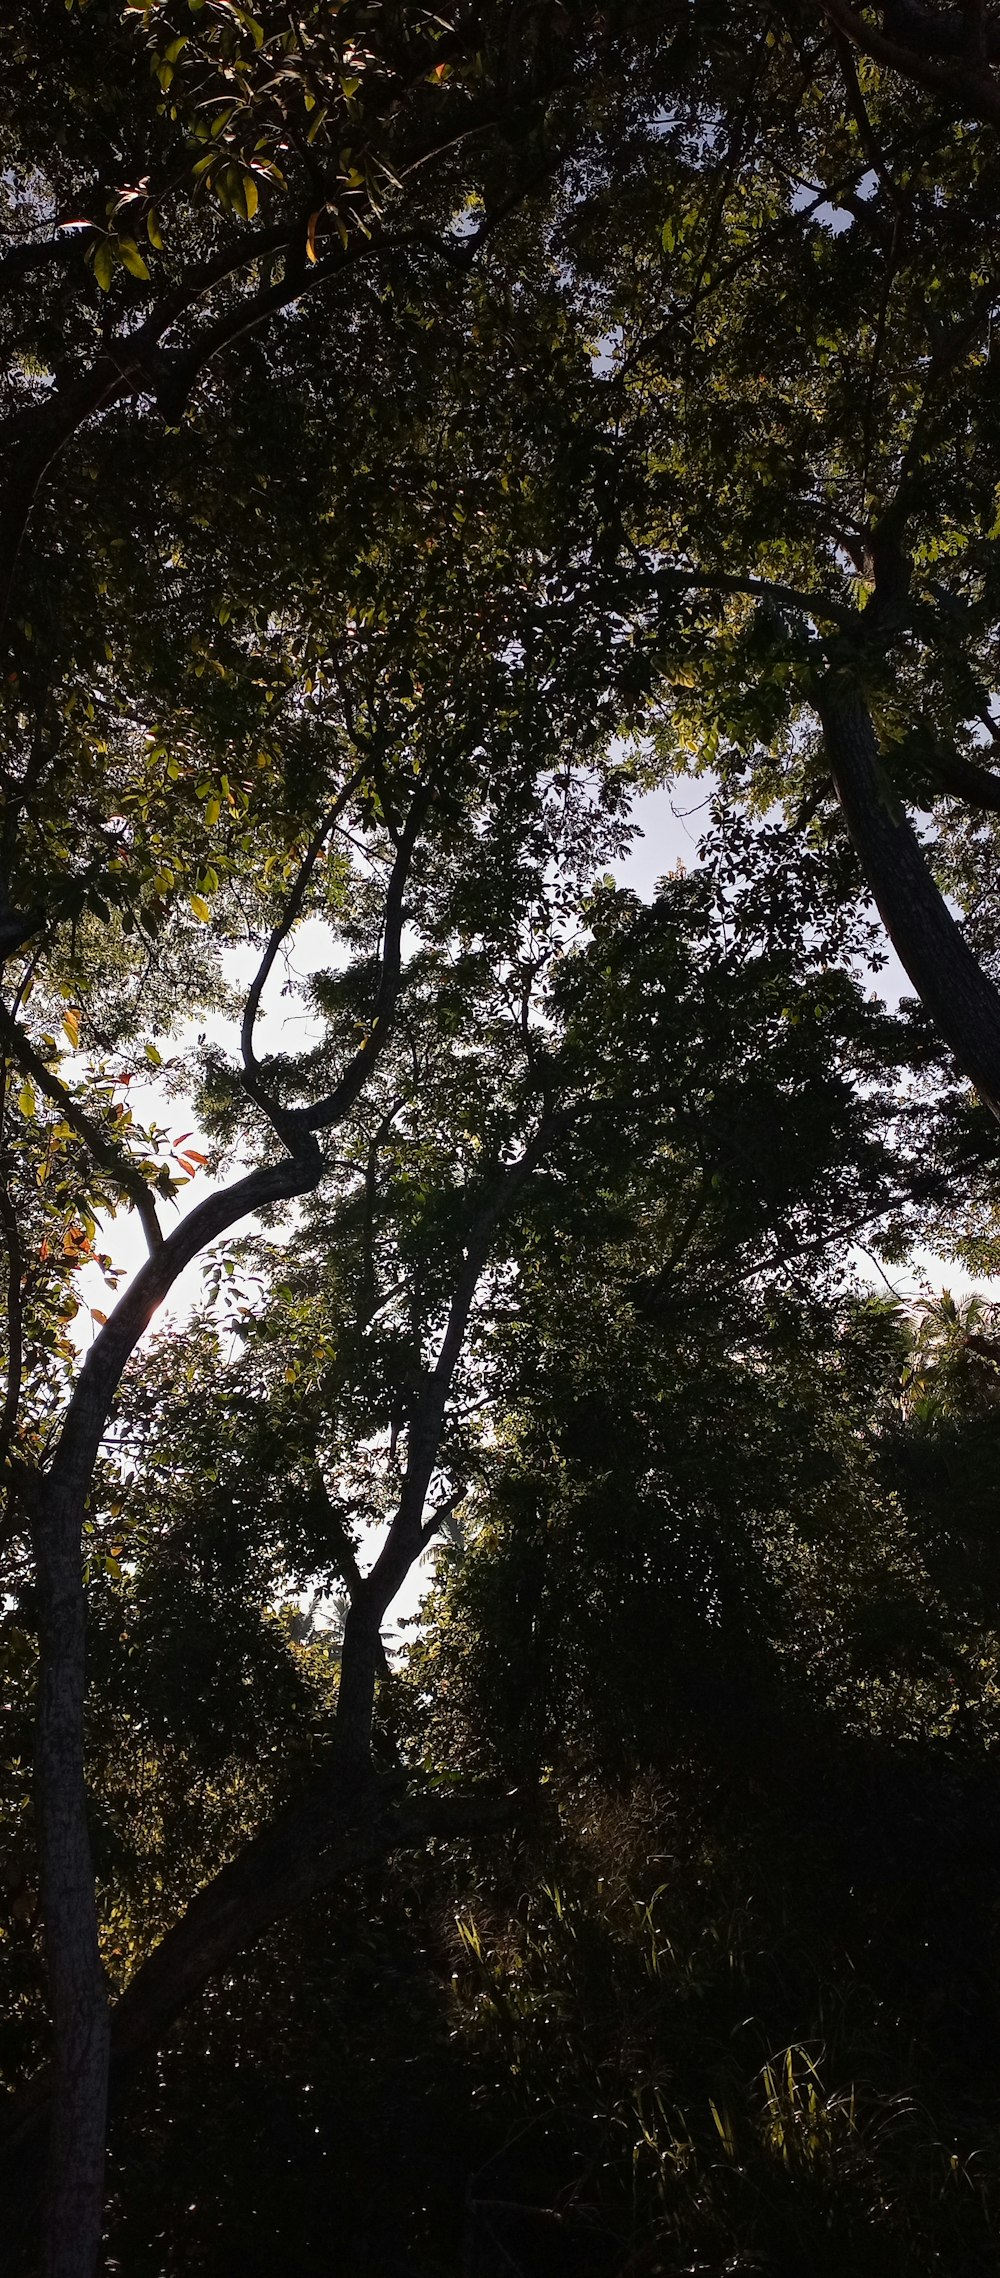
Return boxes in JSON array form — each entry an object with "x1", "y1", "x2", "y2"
[
  {"x1": 241, "y1": 764, "x2": 366, "y2": 1098},
  {"x1": 300, "y1": 780, "x2": 432, "y2": 1135}
]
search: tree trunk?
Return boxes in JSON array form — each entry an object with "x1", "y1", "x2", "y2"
[
  {"x1": 0, "y1": 1777, "x2": 520, "y2": 2264},
  {"x1": 819, "y1": 674, "x2": 1000, "y2": 1124},
  {"x1": 31, "y1": 1481, "x2": 110, "y2": 2278}
]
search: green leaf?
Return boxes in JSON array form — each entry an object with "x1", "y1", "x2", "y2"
[
  {"x1": 92, "y1": 238, "x2": 114, "y2": 291},
  {"x1": 118, "y1": 238, "x2": 151, "y2": 281},
  {"x1": 18, "y1": 1081, "x2": 35, "y2": 1118}
]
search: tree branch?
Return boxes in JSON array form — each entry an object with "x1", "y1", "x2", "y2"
[
  {"x1": 0, "y1": 1175, "x2": 24, "y2": 1462},
  {"x1": 332, "y1": 1112, "x2": 565, "y2": 1777},
  {"x1": 0, "y1": 1003, "x2": 163, "y2": 1256},
  {"x1": 830, "y1": 24, "x2": 907, "y2": 217},
  {"x1": 0, "y1": 1776, "x2": 525, "y2": 2236},
  {"x1": 918, "y1": 734, "x2": 1000, "y2": 814},
  {"x1": 297, "y1": 780, "x2": 431, "y2": 1136},
  {"x1": 0, "y1": 907, "x2": 45, "y2": 961},
  {"x1": 818, "y1": 669, "x2": 1000, "y2": 1122},
  {"x1": 0, "y1": 228, "x2": 98, "y2": 304},
  {"x1": 654, "y1": 564, "x2": 855, "y2": 631},
  {"x1": 240, "y1": 765, "x2": 367, "y2": 1140},
  {"x1": 818, "y1": 0, "x2": 1000, "y2": 128}
]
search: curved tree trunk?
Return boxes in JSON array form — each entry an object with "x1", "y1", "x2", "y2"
[
  {"x1": 818, "y1": 673, "x2": 1000, "y2": 1124},
  {"x1": 10, "y1": 1121, "x2": 549, "y2": 2273}
]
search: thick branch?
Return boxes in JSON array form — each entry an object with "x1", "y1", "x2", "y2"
[
  {"x1": 818, "y1": 670, "x2": 1000, "y2": 1121},
  {"x1": 0, "y1": 363, "x2": 131, "y2": 648},
  {"x1": 0, "y1": 1777, "x2": 523, "y2": 2233},
  {"x1": 109, "y1": 1778, "x2": 522, "y2": 2069},
  {"x1": 31, "y1": 1473, "x2": 110, "y2": 2278},
  {"x1": 27, "y1": 1129, "x2": 319, "y2": 2278},
  {"x1": 919, "y1": 735, "x2": 1000, "y2": 814},
  {"x1": 50, "y1": 1143, "x2": 321, "y2": 1505},
  {"x1": 654, "y1": 564, "x2": 855, "y2": 632},
  {"x1": 819, "y1": 0, "x2": 1000, "y2": 127},
  {"x1": 830, "y1": 24, "x2": 907, "y2": 216},
  {"x1": 0, "y1": 229, "x2": 99, "y2": 304},
  {"x1": 0, "y1": 907, "x2": 45, "y2": 960}
]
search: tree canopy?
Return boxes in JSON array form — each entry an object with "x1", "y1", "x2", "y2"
[{"x1": 5, "y1": 6, "x2": 1000, "y2": 2275}]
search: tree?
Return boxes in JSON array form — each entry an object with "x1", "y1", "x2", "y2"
[
  {"x1": 3, "y1": 816, "x2": 965, "y2": 2273},
  {"x1": 554, "y1": 6, "x2": 1000, "y2": 1125},
  {"x1": 7, "y1": 8, "x2": 1000, "y2": 2270},
  {"x1": 0, "y1": 9, "x2": 710, "y2": 2262},
  {"x1": 810, "y1": 0, "x2": 1000, "y2": 131}
]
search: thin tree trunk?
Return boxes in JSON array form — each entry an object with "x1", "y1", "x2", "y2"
[
  {"x1": 25, "y1": 1153, "x2": 324, "y2": 2277},
  {"x1": 31, "y1": 1480, "x2": 109, "y2": 2278},
  {"x1": 0, "y1": 1778, "x2": 520, "y2": 2262},
  {"x1": 819, "y1": 673, "x2": 1000, "y2": 1123}
]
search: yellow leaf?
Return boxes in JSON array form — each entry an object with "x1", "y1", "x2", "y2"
[
  {"x1": 118, "y1": 237, "x2": 151, "y2": 281},
  {"x1": 306, "y1": 208, "x2": 321, "y2": 263},
  {"x1": 190, "y1": 894, "x2": 211, "y2": 922},
  {"x1": 18, "y1": 1081, "x2": 35, "y2": 1118},
  {"x1": 62, "y1": 1007, "x2": 81, "y2": 1049}
]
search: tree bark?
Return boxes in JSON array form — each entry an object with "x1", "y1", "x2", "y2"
[
  {"x1": 0, "y1": 1778, "x2": 521, "y2": 2261},
  {"x1": 27, "y1": 1150, "x2": 324, "y2": 2278},
  {"x1": 31, "y1": 1480, "x2": 110, "y2": 2278},
  {"x1": 108, "y1": 1781, "x2": 520, "y2": 2068},
  {"x1": 818, "y1": 672, "x2": 1000, "y2": 1124}
]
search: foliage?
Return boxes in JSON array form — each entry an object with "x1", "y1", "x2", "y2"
[{"x1": 7, "y1": 7, "x2": 1000, "y2": 2275}]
